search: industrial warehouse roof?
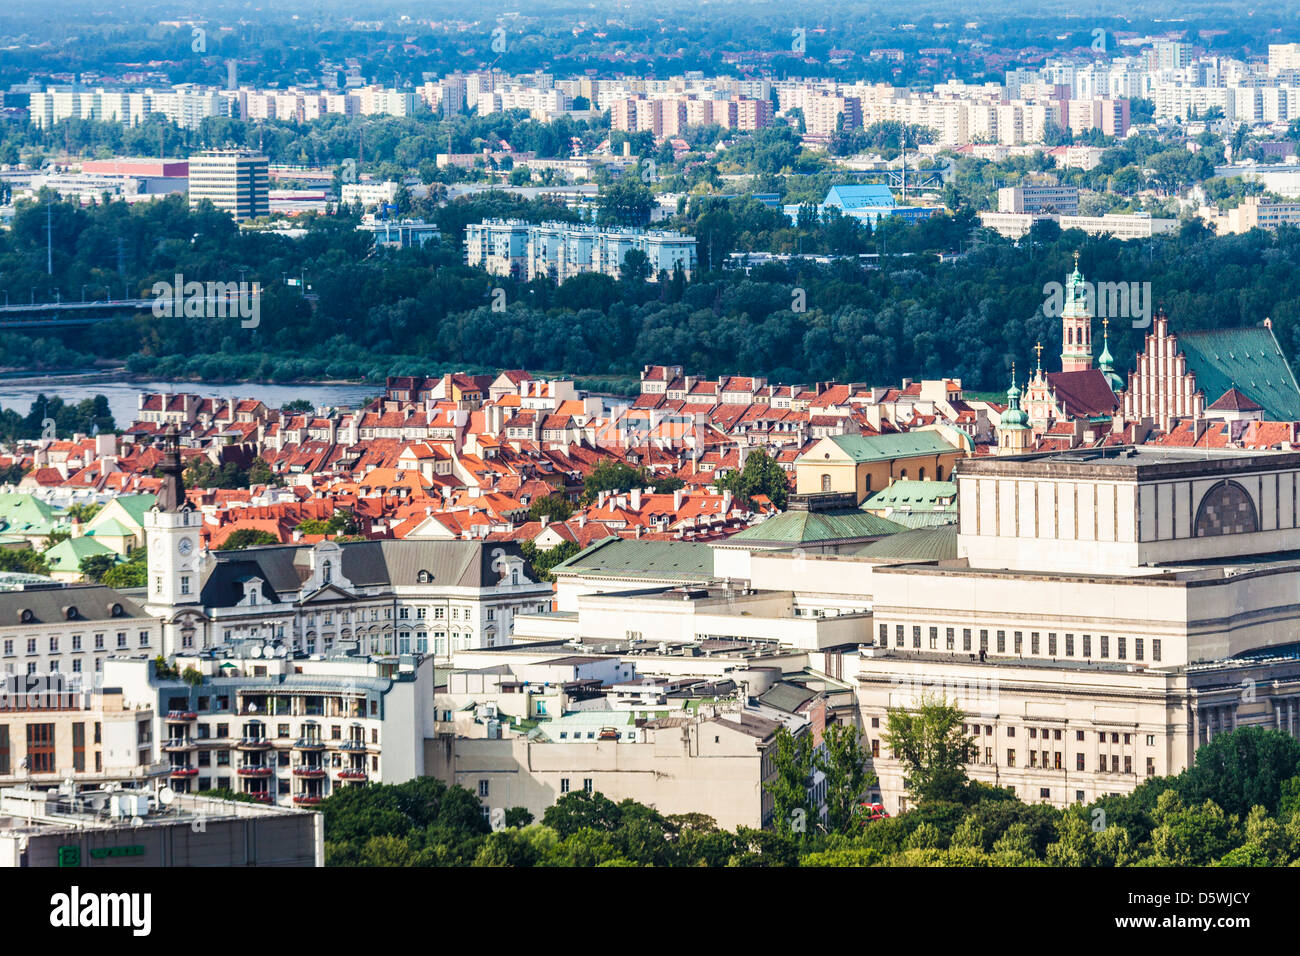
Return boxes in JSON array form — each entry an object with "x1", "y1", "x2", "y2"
[
  {"x1": 724, "y1": 508, "x2": 905, "y2": 546},
  {"x1": 550, "y1": 537, "x2": 715, "y2": 581},
  {"x1": 1177, "y1": 325, "x2": 1300, "y2": 422},
  {"x1": 820, "y1": 431, "x2": 957, "y2": 463},
  {"x1": 855, "y1": 524, "x2": 959, "y2": 562}
]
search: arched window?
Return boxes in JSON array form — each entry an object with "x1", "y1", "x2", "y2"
[
  {"x1": 322, "y1": 560, "x2": 332, "y2": 584},
  {"x1": 821, "y1": 474, "x2": 832, "y2": 492},
  {"x1": 918, "y1": 467, "x2": 926, "y2": 480},
  {"x1": 1195, "y1": 480, "x2": 1259, "y2": 537},
  {"x1": 935, "y1": 465, "x2": 943, "y2": 481}
]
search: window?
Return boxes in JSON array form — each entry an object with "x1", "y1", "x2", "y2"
[
  {"x1": 1014, "y1": 631, "x2": 1022, "y2": 654},
  {"x1": 1048, "y1": 633, "x2": 1057, "y2": 656},
  {"x1": 139, "y1": 631, "x2": 150, "y2": 647},
  {"x1": 1146, "y1": 757, "x2": 1155, "y2": 777},
  {"x1": 1030, "y1": 727, "x2": 1037, "y2": 739},
  {"x1": 116, "y1": 632, "x2": 128, "y2": 649},
  {"x1": 1030, "y1": 632, "x2": 1039, "y2": 655},
  {"x1": 1040, "y1": 788, "x2": 1050, "y2": 799},
  {"x1": 26, "y1": 639, "x2": 35, "y2": 654},
  {"x1": 1135, "y1": 638, "x2": 1144, "y2": 661},
  {"x1": 996, "y1": 630, "x2": 1005, "y2": 653},
  {"x1": 1124, "y1": 756, "x2": 1133, "y2": 774},
  {"x1": 821, "y1": 474, "x2": 832, "y2": 492},
  {"x1": 0, "y1": 726, "x2": 11, "y2": 773},
  {"x1": 1111, "y1": 755, "x2": 1120, "y2": 773},
  {"x1": 1006, "y1": 750, "x2": 1016, "y2": 767},
  {"x1": 962, "y1": 628, "x2": 971, "y2": 652},
  {"x1": 912, "y1": 626, "x2": 921, "y2": 649},
  {"x1": 560, "y1": 778, "x2": 570, "y2": 794},
  {"x1": 1076, "y1": 753, "x2": 1085, "y2": 771},
  {"x1": 1007, "y1": 727, "x2": 1015, "y2": 737},
  {"x1": 878, "y1": 623, "x2": 887, "y2": 644},
  {"x1": 945, "y1": 627, "x2": 954, "y2": 650},
  {"x1": 582, "y1": 778, "x2": 593, "y2": 793},
  {"x1": 928, "y1": 626, "x2": 937, "y2": 650},
  {"x1": 478, "y1": 780, "x2": 490, "y2": 798},
  {"x1": 1146, "y1": 735, "x2": 1155, "y2": 746},
  {"x1": 48, "y1": 637, "x2": 59, "y2": 653},
  {"x1": 979, "y1": 630, "x2": 988, "y2": 652},
  {"x1": 26, "y1": 723, "x2": 55, "y2": 773},
  {"x1": 1117, "y1": 637, "x2": 1126, "y2": 660},
  {"x1": 72, "y1": 722, "x2": 85, "y2": 772},
  {"x1": 895, "y1": 625, "x2": 903, "y2": 648},
  {"x1": 871, "y1": 739, "x2": 880, "y2": 757},
  {"x1": 1065, "y1": 634, "x2": 1074, "y2": 657},
  {"x1": 1082, "y1": 635, "x2": 1092, "y2": 658},
  {"x1": 1100, "y1": 636, "x2": 1109, "y2": 658},
  {"x1": 1152, "y1": 639, "x2": 1161, "y2": 662}
]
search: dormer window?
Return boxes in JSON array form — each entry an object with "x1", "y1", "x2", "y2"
[
  {"x1": 417, "y1": 570, "x2": 432, "y2": 584},
  {"x1": 322, "y1": 560, "x2": 332, "y2": 585}
]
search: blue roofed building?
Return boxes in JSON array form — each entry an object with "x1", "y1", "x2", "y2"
[{"x1": 782, "y1": 184, "x2": 940, "y2": 227}]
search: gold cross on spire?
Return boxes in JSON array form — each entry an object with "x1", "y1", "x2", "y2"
[
  {"x1": 1073, "y1": 250, "x2": 1080, "y2": 267},
  {"x1": 1033, "y1": 340, "x2": 1043, "y2": 369},
  {"x1": 1102, "y1": 317, "x2": 1109, "y2": 333}
]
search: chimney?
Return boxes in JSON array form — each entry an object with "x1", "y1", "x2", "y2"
[
  {"x1": 721, "y1": 489, "x2": 732, "y2": 512},
  {"x1": 540, "y1": 514, "x2": 549, "y2": 528},
  {"x1": 577, "y1": 512, "x2": 587, "y2": 527},
  {"x1": 630, "y1": 487, "x2": 642, "y2": 510},
  {"x1": 673, "y1": 488, "x2": 684, "y2": 511}
]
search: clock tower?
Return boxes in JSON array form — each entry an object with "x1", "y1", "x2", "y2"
[{"x1": 143, "y1": 426, "x2": 207, "y2": 654}]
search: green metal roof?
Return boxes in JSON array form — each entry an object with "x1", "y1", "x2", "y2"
[
  {"x1": 102, "y1": 493, "x2": 157, "y2": 527},
  {"x1": 863, "y1": 480, "x2": 958, "y2": 513},
  {"x1": 855, "y1": 524, "x2": 958, "y2": 561},
  {"x1": 727, "y1": 508, "x2": 905, "y2": 545},
  {"x1": 43, "y1": 535, "x2": 116, "y2": 572},
  {"x1": 823, "y1": 431, "x2": 958, "y2": 463},
  {"x1": 1177, "y1": 325, "x2": 1300, "y2": 422},
  {"x1": 0, "y1": 493, "x2": 60, "y2": 530},
  {"x1": 86, "y1": 517, "x2": 135, "y2": 537},
  {"x1": 551, "y1": 537, "x2": 715, "y2": 580}
]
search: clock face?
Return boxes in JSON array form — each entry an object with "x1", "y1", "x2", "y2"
[{"x1": 178, "y1": 538, "x2": 194, "y2": 556}]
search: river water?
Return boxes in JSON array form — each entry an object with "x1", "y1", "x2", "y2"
[{"x1": 0, "y1": 377, "x2": 379, "y2": 428}]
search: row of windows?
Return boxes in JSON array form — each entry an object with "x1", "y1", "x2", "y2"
[
  {"x1": 880, "y1": 624, "x2": 1162, "y2": 662},
  {"x1": 2, "y1": 632, "x2": 150, "y2": 655},
  {"x1": 5, "y1": 659, "x2": 99, "y2": 676},
  {"x1": 965, "y1": 726, "x2": 1157, "y2": 747}
]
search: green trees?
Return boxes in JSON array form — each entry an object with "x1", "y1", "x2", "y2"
[
  {"x1": 526, "y1": 493, "x2": 573, "y2": 523},
  {"x1": 581, "y1": 460, "x2": 649, "y2": 503},
  {"x1": 519, "y1": 539, "x2": 579, "y2": 583},
  {"x1": 763, "y1": 725, "x2": 818, "y2": 835},
  {"x1": 0, "y1": 547, "x2": 49, "y2": 576},
  {"x1": 296, "y1": 509, "x2": 360, "y2": 536},
  {"x1": 714, "y1": 447, "x2": 789, "y2": 509},
  {"x1": 102, "y1": 547, "x2": 146, "y2": 587},
  {"x1": 821, "y1": 721, "x2": 876, "y2": 832},
  {"x1": 882, "y1": 694, "x2": 977, "y2": 806},
  {"x1": 218, "y1": 529, "x2": 280, "y2": 550},
  {"x1": 78, "y1": 553, "x2": 118, "y2": 582}
]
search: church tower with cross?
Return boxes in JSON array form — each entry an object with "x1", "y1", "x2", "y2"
[
  {"x1": 1025, "y1": 341, "x2": 1053, "y2": 432},
  {"x1": 996, "y1": 364, "x2": 1034, "y2": 454},
  {"x1": 1060, "y1": 251, "x2": 1094, "y2": 373}
]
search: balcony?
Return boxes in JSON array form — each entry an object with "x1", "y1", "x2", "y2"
[
  {"x1": 169, "y1": 766, "x2": 198, "y2": 778},
  {"x1": 236, "y1": 737, "x2": 272, "y2": 751},
  {"x1": 337, "y1": 769, "x2": 368, "y2": 781},
  {"x1": 161, "y1": 738, "x2": 196, "y2": 752},
  {"x1": 236, "y1": 765, "x2": 273, "y2": 777},
  {"x1": 293, "y1": 795, "x2": 323, "y2": 806},
  {"x1": 292, "y1": 766, "x2": 327, "y2": 778},
  {"x1": 248, "y1": 793, "x2": 273, "y2": 804},
  {"x1": 338, "y1": 740, "x2": 367, "y2": 752},
  {"x1": 293, "y1": 737, "x2": 326, "y2": 751},
  {"x1": 166, "y1": 710, "x2": 197, "y2": 721}
]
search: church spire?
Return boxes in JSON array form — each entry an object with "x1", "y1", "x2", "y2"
[
  {"x1": 1098, "y1": 317, "x2": 1123, "y2": 392},
  {"x1": 156, "y1": 424, "x2": 188, "y2": 513},
  {"x1": 1060, "y1": 252, "x2": 1093, "y2": 373},
  {"x1": 997, "y1": 362, "x2": 1032, "y2": 454}
]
